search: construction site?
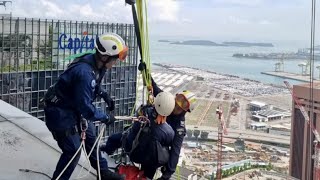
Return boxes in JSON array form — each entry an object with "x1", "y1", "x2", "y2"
[{"x1": 139, "y1": 63, "x2": 295, "y2": 179}]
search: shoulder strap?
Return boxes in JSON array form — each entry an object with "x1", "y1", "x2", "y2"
[
  {"x1": 64, "y1": 54, "x2": 106, "y2": 85},
  {"x1": 129, "y1": 123, "x2": 149, "y2": 155}
]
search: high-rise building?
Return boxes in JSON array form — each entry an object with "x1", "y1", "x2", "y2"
[
  {"x1": 0, "y1": 17, "x2": 138, "y2": 136},
  {"x1": 289, "y1": 83, "x2": 320, "y2": 180}
]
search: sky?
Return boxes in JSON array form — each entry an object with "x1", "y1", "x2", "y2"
[{"x1": 1, "y1": 0, "x2": 317, "y2": 45}]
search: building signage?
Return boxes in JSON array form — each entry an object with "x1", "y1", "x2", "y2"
[{"x1": 58, "y1": 32, "x2": 97, "y2": 53}]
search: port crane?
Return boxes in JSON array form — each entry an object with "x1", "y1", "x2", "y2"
[{"x1": 275, "y1": 54, "x2": 285, "y2": 72}]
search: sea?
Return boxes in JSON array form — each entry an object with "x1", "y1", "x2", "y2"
[{"x1": 149, "y1": 37, "x2": 315, "y2": 86}]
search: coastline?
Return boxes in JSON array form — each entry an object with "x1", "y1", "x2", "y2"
[
  {"x1": 152, "y1": 62, "x2": 289, "y2": 98},
  {"x1": 153, "y1": 63, "x2": 286, "y2": 89}
]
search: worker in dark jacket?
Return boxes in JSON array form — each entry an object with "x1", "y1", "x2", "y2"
[
  {"x1": 101, "y1": 91, "x2": 176, "y2": 179},
  {"x1": 138, "y1": 62, "x2": 197, "y2": 180},
  {"x1": 43, "y1": 33, "x2": 128, "y2": 180}
]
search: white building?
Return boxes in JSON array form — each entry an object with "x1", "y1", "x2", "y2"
[{"x1": 248, "y1": 101, "x2": 268, "y2": 111}]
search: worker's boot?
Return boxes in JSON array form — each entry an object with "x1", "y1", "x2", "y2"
[{"x1": 98, "y1": 169, "x2": 125, "y2": 180}]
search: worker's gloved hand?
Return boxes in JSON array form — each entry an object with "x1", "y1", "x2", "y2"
[
  {"x1": 159, "y1": 167, "x2": 171, "y2": 180},
  {"x1": 104, "y1": 114, "x2": 116, "y2": 126},
  {"x1": 100, "y1": 91, "x2": 115, "y2": 111},
  {"x1": 138, "y1": 60, "x2": 146, "y2": 71}
]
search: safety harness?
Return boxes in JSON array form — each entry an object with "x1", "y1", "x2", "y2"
[
  {"x1": 42, "y1": 53, "x2": 105, "y2": 108},
  {"x1": 115, "y1": 105, "x2": 170, "y2": 174}
]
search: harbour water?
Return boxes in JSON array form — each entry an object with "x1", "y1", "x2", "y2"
[{"x1": 149, "y1": 38, "x2": 314, "y2": 86}]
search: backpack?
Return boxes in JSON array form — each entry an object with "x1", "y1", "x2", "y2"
[{"x1": 129, "y1": 125, "x2": 170, "y2": 166}]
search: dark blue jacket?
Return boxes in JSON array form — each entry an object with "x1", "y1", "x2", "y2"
[
  {"x1": 151, "y1": 78, "x2": 187, "y2": 178},
  {"x1": 126, "y1": 105, "x2": 175, "y2": 165},
  {"x1": 44, "y1": 54, "x2": 107, "y2": 131}
]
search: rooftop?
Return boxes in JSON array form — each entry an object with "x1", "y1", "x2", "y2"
[
  {"x1": 257, "y1": 109, "x2": 284, "y2": 118},
  {"x1": 250, "y1": 122, "x2": 268, "y2": 127},
  {"x1": 295, "y1": 82, "x2": 320, "y2": 89},
  {"x1": 270, "y1": 124, "x2": 291, "y2": 130},
  {"x1": 249, "y1": 101, "x2": 267, "y2": 107}
]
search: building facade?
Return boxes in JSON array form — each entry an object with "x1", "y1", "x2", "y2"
[
  {"x1": 289, "y1": 83, "x2": 320, "y2": 180},
  {"x1": 0, "y1": 17, "x2": 138, "y2": 136}
]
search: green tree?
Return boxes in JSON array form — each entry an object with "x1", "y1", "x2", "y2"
[
  {"x1": 221, "y1": 170, "x2": 226, "y2": 178},
  {"x1": 226, "y1": 169, "x2": 231, "y2": 176},
  {"x1": 200, "y1": 131, "x2": 209, "y2": 139},
  {"x1": 244, "y1": 163, "x2": 248, "y2": 170},
  {"x1": 186, "y1": 129, "x2": 193, "y2": 138},
  {"x1": 232, "y1": 166, "x2": 237, "y2": 173},
  {"x1": 266, "y1": 162, "x2": 272, "y2": 171},
  {"x1": 193, "y1": 129, "x2": 200, "y2": 138}
]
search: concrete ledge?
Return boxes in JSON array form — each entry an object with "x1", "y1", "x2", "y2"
[
  {"x1": 0, "y1": 100, "x2": 117, "y2": 179},
  {"x1": 0, "y1": 100, "x2": 60, "y2": 154}
]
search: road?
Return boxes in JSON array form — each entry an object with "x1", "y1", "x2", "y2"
[{"x1": 187, "y1": 125, "x2": 290, "y2": 145}]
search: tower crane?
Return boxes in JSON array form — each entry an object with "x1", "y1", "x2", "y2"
[{"x1": 215, "y1": 104, "x2": 228, "y2": 180}]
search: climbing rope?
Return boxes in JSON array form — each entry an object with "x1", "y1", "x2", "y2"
[
  {"x1": 55, "y1": 121, "x2": 106, "y2": 180},
  {"x1": 127, "y1": 0, "x2": 153, "y2": 109},
  {"x1": 136, "y1": 0, "x2": 152, "y2": 87}
]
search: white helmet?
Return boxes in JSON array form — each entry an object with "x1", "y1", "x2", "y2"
[
  {"x1": 94, "y1": 33, "x2": 128, "y2": 61},
  {"x1": 154, "y1": 91, "x2": 175, "y2": 116}
]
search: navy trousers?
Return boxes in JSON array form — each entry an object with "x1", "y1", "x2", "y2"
[
  {"x1": 51, "y1": 121, "x2": 108, "y2": 180},
  {"x1": 101, "y1": 132, "x2": 123, "y2": 155}
]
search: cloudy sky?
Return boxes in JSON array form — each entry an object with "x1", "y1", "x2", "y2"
[{"x1": 2, "y1": 0, "x2": 317, "y2": 44}]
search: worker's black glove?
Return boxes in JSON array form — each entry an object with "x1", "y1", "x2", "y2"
[
  {"x1": 100, "y1": 91, "x2": 115, "y2": 111},
  {"x1": 159, "y1": 167, "x2": 171, "y2": 180},
  {"x1": 138, "y1": 60, "x2": 146, "y2": 71},
  {"x1": 104, "y1": 114, "x2": 116, "y2": 126}
]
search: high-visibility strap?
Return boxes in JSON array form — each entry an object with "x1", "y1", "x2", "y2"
[{"x1": 128, "y1": 0, "x2": 153, "y2": 109}]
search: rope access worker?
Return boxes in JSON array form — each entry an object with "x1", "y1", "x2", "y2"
[
  {"x1": 43, "y1": 33, "x2": 128, "y2": 180},
  {"x1": 138, "y1": 62, "x2": 197, "y2": 180},
  {"x1": 100, "y1": 91, "x2": 176, "y2": 179}
]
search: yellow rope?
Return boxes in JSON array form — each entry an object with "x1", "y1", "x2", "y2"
[
  {"x1": 136, "y1": 0, "x2": 151, "y2": 87},
  {"x1": 130, "y1": 0, "x2": 152, "y2": 115},
  {"x1": 136, "y1": 0, "x2": 153, "y2": 107}
]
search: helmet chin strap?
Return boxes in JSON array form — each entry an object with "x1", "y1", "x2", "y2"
[{"x1": 96, "y1": 54, "x2": 111, "y2": 69}]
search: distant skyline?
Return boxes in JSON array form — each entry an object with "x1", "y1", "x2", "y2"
[{"x1": 2, "y1": 0, "x2": 318, "y2": 45}]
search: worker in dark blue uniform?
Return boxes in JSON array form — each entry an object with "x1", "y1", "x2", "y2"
[
  {"x1": 43, "y1": 33, "x2": 129, "y2": 180},
  {"x1": 101, "y1": 91, "x2": 176, "y2": 179},
  {"x1": 138, "y1": 62, "x2": 197, "y2": 180}
]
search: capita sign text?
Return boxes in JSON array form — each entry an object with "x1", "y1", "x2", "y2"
[{"x1": 58, "y1": 32, "x2": 97, "y2": 53}]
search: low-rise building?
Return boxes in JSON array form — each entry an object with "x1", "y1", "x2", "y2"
[
  {"x1": 248, "y1": 101, "x2": 268, "y2": 111},
  {"x1": 250, "y1": 122, "x2": 268, "y2": 130},
  {"x1": 252, "y1": 109, "x2": 286, "y2": 122}
]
